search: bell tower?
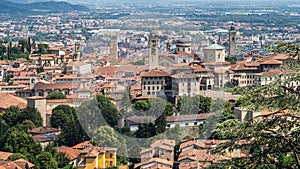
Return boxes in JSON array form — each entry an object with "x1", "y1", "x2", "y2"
[
  {"x1": 148, "y1": 34, "x2": 159, "y2": 69},
  {"x1": 110, "y1": 35, "x2": 118, "y2": 65},
  {"x1": 229, "y1": 23, "x2": 237, "y2": 55},
  {"x1": 73, "y1": 42, "x2": 81, "y2": 61}
]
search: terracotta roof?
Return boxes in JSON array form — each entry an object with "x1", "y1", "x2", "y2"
[
  {"x1": 256, "y1": 69, "x2": 294, "y2": 76},
  {"x1": 29, "y1": 126, "x2": 61, "y2": 135},
  {"x1": 230, "y1": 63, "x2": 258, "y2": 71},
  {"x1": 259, "y1": 59, "x2": 282, "y2": 65},
  {"x1": 178, "y1": 149, "x2": 230, "y2": 163},
  {"x1": 0, "y1": 159, "x2": 35, "y2": 169},
  {"x1": 0, "y1": 161, "x2": 23, "y2": 169},
  {"x1": 0, "y1": 151, "x2": 13, "y2": 161},
  {"x1": 0, "y1": 93, "x2": 27, "y2": 109},
  {"x1": 191, "y1": 65, "x2": 212, "y2": 72},
  {"x1": 273, "y1": 54, "x2": 291, "y2": 60},
  {"x1": 151, "y1": 139, "x2": 176, "y2": 148},
  {"x1": 33, "y1": 134, "x2": 58, "y2": 143},
  {"x1": 130, "y1": 86, "x2": 141, "y2": 90},
  {"x1": 57, "y1": 146, "x2": 81, "y2": 160},
  {"x1": 202, "y1": 62, "x2": 231, "y2": 66},
  {"x1": 0, "y1": 85, "x2": 27, "y2": 89},
  {"x1": 172, "y1": 73, "x2": 199, "y2": 79},
  {"x1": 72, "y1": 141, "x2": 93, "y2": 149},
  {"x1": 141, "y1": 69, "x2": 170, "y2": 77},
  {"x1": 134, "y1": 158, "x2": 173, "y2": 169},
  {"x1": 34, "y1": 82, "x2": 79, "y2": 90},
  {"x1": 167, "y1": 114, "x2": 210, "y2": 123},
  {"x1": 13, "y1": 159, "x2": 35, "y2": 168},
  {"x1": 180, "y1": 140, "x2": 207, "y2": 150},
  {"x1": 97, "y1": 66, "x2": 117, "y2": 77}
]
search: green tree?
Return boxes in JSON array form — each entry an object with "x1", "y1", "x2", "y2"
[
  {"x1": 164, "y1": 102, "x2": 173, "y2": 116},
  {"x1": 0, "y1": 127, "x2": 42, "y2": 160},
  {"x1": 44, "y1": 143, "x2": 71, "y2": 168},
  {"x1": 155, "y1": 111, "x2": 167, "y2": 134},
  {"x1": 7, "y1": 153, "x2": 26, "y2": 161},
  {"x1": 133, "y1": 100, "x2": 150, "y2": 115},
  {"x1": 16, "y1": 120, "x2": 36, "y2": 131},
  {"x1": 46, "y1": 92, "x2": 67, "y2": 100},
  {"x1": 36, "y1": 152, "x2": 58, "y2": 169},
  {"x1": 19, "y1": 107, "x2": 43, "y2": 127},
  {"x1": 50, "y1": 109, "x2": 69, "y2": 128},
  {"x1": 96, "y1": 95, "x2": 119, "y2": 127},
  {"x1": 177, "y1": 95, "x2": 212, "y2": 114},
  {"x1": 37, "y1": 44, "x2": 49, "y2": 54},
  {"x1": 2, "y1": 106, "x2": 21, "y2": 126},
  {"x1": 135, "y1": 123, "x2": 156, "y2": 138},
  {"x1": 93, "y1": 126, "x2": 128, "y2": 157},
  {"x1": 225, "y1": 56, "x2": 238, "y2": 64},
  {"x1": 52, "y1": 105, "x2": 89, "y2": 147},
  {"x1": 148, "y1": 98, "x2": 166, "y2": 117},
  {"x1": 211, "y1": 68, "x2": 300, "y2": 168},
  {"x1": 0, "y1": 118, "x2": 9, "y2": 136},
  {"x1": 120, "y1": 87, "x2": 132, "y2": 116}
]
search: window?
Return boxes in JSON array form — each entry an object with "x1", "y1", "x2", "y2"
[
  {"x1": 194, "y1": 122, "x2": 198, "y2": 126},
  {"x1": 185, "y1": 123, "x2": 189, "y2": 126}
]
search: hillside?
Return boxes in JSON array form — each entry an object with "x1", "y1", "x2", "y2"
[{"x1": 0, "y1": 0, "x2": 89, "y2": 15}]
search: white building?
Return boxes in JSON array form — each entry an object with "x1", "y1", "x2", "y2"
[
  {"x1": 171, "y1": 72, "x2": 200, "y2": 97},
  {"x1": 254, "y1": 69, "x2": 295, "y2": 86},
  {"x1": 166, "y1": 114, "x2": 210, "y2": 128}
]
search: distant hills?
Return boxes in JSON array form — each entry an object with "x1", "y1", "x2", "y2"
[{"x1": 0, "y1": 0, "x2": 89, "y2": 15}]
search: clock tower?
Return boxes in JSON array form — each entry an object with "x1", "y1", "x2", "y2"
[
  {"x1": 229, "y1": 23, "x2": 237, "y2": 55},
  {"x1": 148, "y1": 35, "x2": 159, "y2": 69}
]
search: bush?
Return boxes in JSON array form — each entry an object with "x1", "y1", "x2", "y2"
[{"x1": 46, "y1": 92, "x2": 67, "y2": 100}]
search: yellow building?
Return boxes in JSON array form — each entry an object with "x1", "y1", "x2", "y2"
[{"x1": 72, "y1": 141, "x2": 117, "y2": 169}]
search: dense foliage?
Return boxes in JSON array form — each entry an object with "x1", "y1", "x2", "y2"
[
  {"x1": 46, "y1": 92, "x2": 67, "y2": 100},
  {"x1": 210, "y1": 63, "x2": 300, "y2": 168}
]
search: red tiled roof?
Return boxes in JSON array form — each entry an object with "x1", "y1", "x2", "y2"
[
  {"x1": 0, "y1": 151, "x2": 13, "y2": 161},
  {"x1": 172, "y1": 73, "x2": 199, "y2": 79},
  {"x1": 141, "y1": 69, "x2": 170, "y2": 77},
  {"x1": 0, "y1": 93, "x2": 27, "y2": 109},
  {"x1": 71, "y1": 141, "x2": 93, "y2": 149},
  {"x1": 256, "y1": 69, "x2": 294, "y2": 76},
  {"x1": 57, "y1": 146, "x2": 81, "y2": 160},
  {"x1": 134, "y1": 158, "x2": 173, "y2": 169},
  {"x1": 29, "y1": 126, "x2": 61, "y2": 135},
  {"x1": 34, "y1": 82, "x2": 79, "y2": 90}
]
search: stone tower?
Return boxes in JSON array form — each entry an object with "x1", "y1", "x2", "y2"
[
  {"x1": 73, "y1": 42, "x2": 81, "y2": 61},
  {"x1": 229, "y1": 23, "x2": 237, "y2": 56},
  {"x1": 148, "y1": 35, "x2": 159, "y2": 69},
  {"x1": 110, "y1": 35, "x2": 118, "y2": 65}
]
